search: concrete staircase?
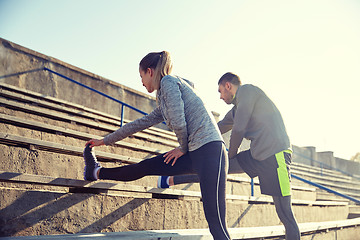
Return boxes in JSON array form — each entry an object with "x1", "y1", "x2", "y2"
[
  {"x1": 0, "y1": 81, "x2": 359, "y2": 239},
  {"x1": 291, "y1": 161, "x2": 360, "y2": 202}
]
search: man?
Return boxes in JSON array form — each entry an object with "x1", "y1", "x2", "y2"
[{"x1": 158, "y1": 72, "x2": 301, "y2": 240}]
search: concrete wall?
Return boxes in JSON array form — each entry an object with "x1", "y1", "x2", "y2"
[
  {"x1": 0, "y1": 37, "x2": 157, "y2": 125},
  {"x1": 292, "y1": 145, "x2": 360, "y2": 177},
  {"x1": 334, "y1": 156, "x2": 360, "y2": 177}
]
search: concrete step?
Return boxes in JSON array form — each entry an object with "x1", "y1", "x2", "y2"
[
  {"x1": 292, "y1": 169, "x2": 360, "y2": 193},
  {"x1": 293, "y1": 162, "x2": 360, "y2": 189},
  {"x1": 316, "y1": 190, "x2": 351, "y2": 202},
  {"x1": 349, "y1": 205, "x2": 360, "y2": 219},
  {"x1": 0, "y1": 136, "x2": 159, "y2": 188},
  {"x1": 0, "y1": 171, "x2": 351, "y2": 237},
  {"x1": 291, "y1": 163, "x2": 360, "y2": 198},
  {"x1": 172, "y1": 174, "x2": 318, "y2": 202},
  {"x1": 1, "y1": 115, "x2": 356, "y2": 204},
  {"x1": 1, "y1": 171, "x2": 342, "y2": 207},
  {"x1": 0, "y1": 84, "x2": 178, "y2": 151},
  {"x1": 0, "y1": 109, "x2": 318, "y2": 201},
  {"x1": 0, "y1": 134, "x2": 318, "y2": 201},
  {"x1": 0, "y1": 113, "x2": 165, "y2": 160},
  {"x1": 292, "y1": 173, "x2": 360, "y2": 199},
  {"x1": 292, "y1": 162, "x2": 354, "y2": 181},
  {"x1": 0, "y1": 82, "x2": 176, "y2": 139},
  {"x1": 1, "y1": 218, "x2": 360, "y2": 240},
  {"x1": 0, "y1": 97, "x2": 177, "y2": 151}
]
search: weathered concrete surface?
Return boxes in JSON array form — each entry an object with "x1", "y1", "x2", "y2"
[
  {"x1": 0, "y1": 142, "x2": 317, "y2": 203},
  {"x1": 0, "y1": 186, "x2": 349, "y2": 237},
  {"x1": 0, "y1": 38, "x2": 158, "y2": 126},
  {"x1": 0, "y1": 143, "x2": 162, "y2": 189},
  {"x1": 1, "y1": 224, "x2": 360, "y2": 240},
  {"x1": 292, "y1": 145, "x2": 360, "y2": 177},
  {"x1": 300, "y1": 227, "x2": 360, "y2": 240},
  {"x1": 0, "y1": 103, "x2": 174, "y2": 152}
]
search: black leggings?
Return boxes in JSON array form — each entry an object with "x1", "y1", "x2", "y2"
[{"x1": 99, "y1": 141, "x2": 231, "y2": 240}]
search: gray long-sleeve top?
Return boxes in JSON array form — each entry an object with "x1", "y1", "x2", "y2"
[
  {"x1": 218, "y1": 84, "x2": 290, "y2": 160},
  {"x1": 104, "y1": 75, "x2": 223, "y2": 153}
]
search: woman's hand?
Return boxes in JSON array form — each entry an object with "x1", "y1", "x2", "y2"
[
  {"x1": 163, "y1": 147, "x2": 184, "y2": 166},
  {"x1": 85, "y1": 139, "x2": 104, "y2": 148}
]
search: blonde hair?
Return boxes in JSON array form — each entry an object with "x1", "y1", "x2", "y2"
[{"x1": 139, "y1": 51, "x2": 173, "y2": 91}]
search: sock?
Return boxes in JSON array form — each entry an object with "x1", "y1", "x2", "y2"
[{"x1": 94, "y1": 166, "x2": 101, "y2": 180}]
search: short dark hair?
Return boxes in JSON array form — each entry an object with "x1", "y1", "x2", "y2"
[{"x1": 218, "y1": 72, "x2": 241, "y2": 86}]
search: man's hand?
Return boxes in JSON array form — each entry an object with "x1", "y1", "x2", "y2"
[{"x1": 163, "y1": 147, "x2": 184, "y2": 166}]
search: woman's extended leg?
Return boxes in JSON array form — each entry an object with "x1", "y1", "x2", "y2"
[{"x1": 99, "y1": 152, "x2": 194, "y2": 181}]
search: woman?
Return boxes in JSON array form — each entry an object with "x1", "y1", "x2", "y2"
[{"x1": 83, "y1": 51, "x2": 231, "y2": 240}]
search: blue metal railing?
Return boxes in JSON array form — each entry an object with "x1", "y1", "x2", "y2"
[
  {"x1": 43, "y1": 67, "x2": 149, "y2": 127},
  {"x1": 248, "y1": 151, "x2": 360, "y2": 204},
  {"x1": 1, "y1": 67, "x2": 153, "y2": 127},
  {"x1": 250, "y1": 173, "x2": 359, "y2": 204},
  {"x1": 291, "y1": 174, "x2": 360, "y2": 204},
  {"x1": 293, "y1": 151, "x2": 360, "y2": 180}
]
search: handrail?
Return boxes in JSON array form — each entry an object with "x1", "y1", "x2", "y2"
[
  {"x1": 0, "y1": 67, "x2": 161, "y2": 127},
  {"x1": 43, "y1": 67, "x2": 150, "y2": 127},
  {"x1": 293, "y1": 151, "x2": 360, "y2": 181},
  {"x1": 0, "y1": 68, "x2": 45, "y2": 79},
  {"x1": 250, "y1": 172, "x2": 360, "y2": 204},
  {"x1": 248, "y1": 150, "x2": 360, "y2": 199},
  {"x1": 291, "y1": 174, "x2": 360, "y2": 204}
]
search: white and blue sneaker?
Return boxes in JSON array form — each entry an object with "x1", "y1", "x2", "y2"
[
  {"x1": 83, "y1": 144, "x2": 102, "y2": 181},
  {"x1": 157, "y1": 176, "x2": 170, "y2": 188}
]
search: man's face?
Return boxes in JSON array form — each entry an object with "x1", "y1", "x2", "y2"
[{"x1": 218, "y1": 82, "x2": 233, "y2": 104}]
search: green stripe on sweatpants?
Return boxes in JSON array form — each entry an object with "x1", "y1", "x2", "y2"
[{"x1": 275, "y1": 150, "x2": 291, "y2": 196}]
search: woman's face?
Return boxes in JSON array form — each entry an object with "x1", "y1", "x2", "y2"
[{"x1": 139, "y1": 67, "x2": 154, "y2": 93}]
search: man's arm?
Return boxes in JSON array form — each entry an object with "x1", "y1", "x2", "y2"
[
  {"x1": 228, "y1": 85, "x2": 259, "y2": 158},
  {"x1": 217, "y1": 106, "x2": 235, "y2": 134}
]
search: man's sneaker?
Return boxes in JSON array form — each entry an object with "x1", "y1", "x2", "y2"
[
  {"x1": 157, "y1": 176, "x2": 170, "y2": 188},
  {"x1": 83, "y1": 144, "x2": 101, "y2": 181}
]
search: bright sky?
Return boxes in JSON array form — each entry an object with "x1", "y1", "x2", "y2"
[{"x1": 1, "y1": 0, "x2": 359, "y2": 160}]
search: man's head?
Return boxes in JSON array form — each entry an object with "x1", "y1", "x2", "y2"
[{"x1": 218, "y1": 72, "x2": 241, "y2": 104}]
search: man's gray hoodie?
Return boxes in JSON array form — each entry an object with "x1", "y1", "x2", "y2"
[{"x1": 218, "y1": 84, "x2": 290, "y2": 160}]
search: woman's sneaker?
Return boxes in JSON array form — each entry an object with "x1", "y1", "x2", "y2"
[
  {"x1": 83, "y1": 144, "x2": 101, "y2": 181},
  {"x1": 157, "y1": 176, "x2": 170, "y2": 188}
]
